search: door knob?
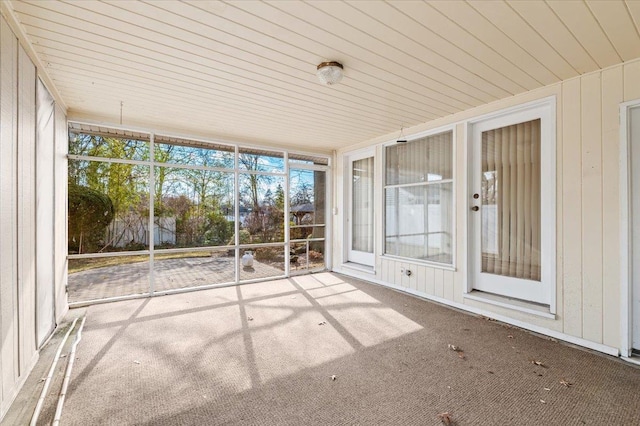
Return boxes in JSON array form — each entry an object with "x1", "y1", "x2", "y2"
[{"x1": 471, "y1": 206, "x2": 479, "y2": 211}]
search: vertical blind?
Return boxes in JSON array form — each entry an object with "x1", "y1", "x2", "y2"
[
  {"x1": 386, "y1": 132, "x2": 452, "y2": 185},
  {"x1": 481, "y1": 119, "x2": 541, "y2": 281},
  {"x1": 385, "y1": 131, "x2": 453, "y2": 263},
  {"x1": 352, "y1": 157, "x2": 374, "y2": 253}
]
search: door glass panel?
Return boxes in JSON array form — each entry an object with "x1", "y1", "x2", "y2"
[
  {"x1": 352, "y1": 157, "x2": 374, "y2": 253},
  {"x1": 481, "y1": 119, "x2": 541, "y2": 281}
]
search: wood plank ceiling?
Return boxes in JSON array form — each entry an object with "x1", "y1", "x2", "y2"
[{"x1": 8, "y1": 0, "x2": 640, "y2": 151}]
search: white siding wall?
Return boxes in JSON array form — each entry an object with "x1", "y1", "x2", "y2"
[
  {"x1": 17, "y1": 43, "x2": 37, "y2": 380},
  {"x1": 333, "y1": 59, "x2": 640, "y2": 355},
  {"x1": 0, "y1": 15, "x2": 68, "y2": 419},
  {"x1": 1, "y1": 14, "x2": 20, "y2": 411},
  {"x1": 35, "y1": 78, "x2": 56, "y2": 345}
]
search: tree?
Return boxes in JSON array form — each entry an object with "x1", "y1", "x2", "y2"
[
  {"x1": 69, "y1": 134, "x2": 150, "y2": 251},
  {"x1": 274, "y1": 184, "x2": 285, "y2": 210},
  {"x1": 238, "y1": 153, "x2": 280, "y2": 241},
  {"x1": 68, "y1": 183, "x2": 115, "y2": 254},
  {"x1": 292, "y1": 181, "x2": 313, "y2": 206}
]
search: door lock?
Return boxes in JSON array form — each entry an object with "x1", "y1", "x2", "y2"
[{"x1": 471, "y1": 206, "x2": 479, "y2": 211}]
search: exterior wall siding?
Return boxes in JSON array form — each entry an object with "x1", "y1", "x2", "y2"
[
  {"x1": 333, "y1": 58, "x2": 640, "y2": 355},
  {"x1": 0, "y1": 13, "x2": 68, "y2": 419}
]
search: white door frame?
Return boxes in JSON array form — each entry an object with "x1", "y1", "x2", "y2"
[
  {"x1": 620, "y1": 99, "x2": 640, "y2": 357},
  {"x1": 466, "y1": 97, "x2": 556, "y2": 310},
  {"x1": 344, "y1": 148, "x2": 376, "y2": 266}
]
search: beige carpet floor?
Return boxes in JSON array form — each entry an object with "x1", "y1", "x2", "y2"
[{"x1": 51, "y1": 273, "x2": 640, "y2": 425}]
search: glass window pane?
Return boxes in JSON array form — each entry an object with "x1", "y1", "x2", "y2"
[
  {"x1": 239, "y1": 174, "x2": 285, "y2": 243},
  {"x1": 69, "y1": 131, "x2": 149, "y2": 160},
  {"x1": 154, "y1": 249, "x2": 235, "y2": 291},
  {"x1": 385, "y1": 131, "x2": 452, "y2": 186},
  {"x1": 385, "y1": 183, "x2": 453, "y2": 264},
  {"x1": 291, "y1": 241, "x2": 325, "y2": 272},
  {"x1": 68, "y1": 160, "x2": 149, "y2": 254},
  {"x1": 352, "y1": 157, "x2": 374, "y2": 253},
  {"x1": 240, "y1": 247, "x2": 285, "y2": 281},
  {"x1": 67, "y1": 255, "x2": 150, "y2": 303},
  {"x1": 154, "y1": 167, "x2": 234, "y2": 248},
  {"x1": 290, "y1": 168, "x2": 326, "y2": 240},
  {"x1": 154, "y1": 136, "x2": 234, "y2": 168},
  {"x1": 239, "y1": 148, "x2": 284, "y2": 172}
]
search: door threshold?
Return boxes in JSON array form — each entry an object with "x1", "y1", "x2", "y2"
[
  {"x1": 342, "y1": 262, "x2": 375, "y2": 274},
  {"x1": 622, "y1": 355, "x2": 640, "y2": 367}
]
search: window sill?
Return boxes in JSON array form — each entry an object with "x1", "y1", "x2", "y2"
[
  {"x1": 341, "y1": 262, "x2": 375, "y2": 275},
  {"x1": 381, "y1": 255, "x2": 455, "y2": 272},
  {"x1": 464, "y1": 291, "x2": 555, "y2": 320}
]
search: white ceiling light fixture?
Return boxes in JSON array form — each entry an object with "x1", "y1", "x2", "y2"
[{"x1": 316, "y1": 61, "x2": 343, "y2": 85}]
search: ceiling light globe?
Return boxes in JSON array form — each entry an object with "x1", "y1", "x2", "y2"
[{"x1": 316, "y1": 61, "x2": 343, "y2": 85}]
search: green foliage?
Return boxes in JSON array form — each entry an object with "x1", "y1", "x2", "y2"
[
  {"x1": 68, "y1": 183, "x2": 115, "y2": 254},
  {"x1": 274, "y1": 184, "x2": 285, "y2": 210},
  {"x1": 204, "y1": 211, "x2": 234, "y2": 246},
  {"x1": 228, "y1": 229, "x2": 251, "y2": 246}
]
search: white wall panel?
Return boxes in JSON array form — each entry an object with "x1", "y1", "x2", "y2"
[
  {"x1": 0, "y1": 15, "x2": 19, "y2": 404},
  {"x1": 601, "y1": 67, "x2": 623, "y2": 348},
  {"x1": 580, "y1": 73, "x2": 604, "y2": 343},
  {"x1": 17, "y1": 44, "x2": 36, "y2": 374},
  {"x1": 335, "y1": 58, "x2": 640, "y2": 355},
  {"x1": 35, "y1": 79, "x2": 55, "y2": 346},
  {"x1": 561, "y1": 78, "x2": 583, "y2": 338},
  {"x1": 54, "y1": 104, "x2": 68, "y2": 322}
]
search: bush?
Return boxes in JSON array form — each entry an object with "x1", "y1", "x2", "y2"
[{"x1": 68, "y1": 184, "x2": 115, "y2": 254}]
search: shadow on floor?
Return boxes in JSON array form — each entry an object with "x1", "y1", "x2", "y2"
[{"x1": 50, "y1": 273, "x2": 640, "y2": 425}]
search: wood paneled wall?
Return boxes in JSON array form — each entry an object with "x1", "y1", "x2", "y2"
[
  {"x1": 335, "y1": 59, "x2": 640, "y2": 353},
  {"x1": 1, "y1": 15, "x2": 20, "y2": 409},
  {"x1": 0, "y1": 16, "x2": 68, "y2": 419}
]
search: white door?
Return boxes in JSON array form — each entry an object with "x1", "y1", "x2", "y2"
[
  {"x1": 346, "y1": 151, "x2": 375, "y2": 266},
  {"x1": 469, "y1": 103, "x2": 554, "y2": 306},
  {"x1": 630, "y1": 105, "x2": 640, "y2": 352}
]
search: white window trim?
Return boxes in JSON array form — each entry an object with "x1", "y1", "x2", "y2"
[
  {"x1": 464, "y1": 96, "x2": 557, "y2": 313},
  {"x1": 381, "y1": 124, "x2": 457, "y2": 268}
]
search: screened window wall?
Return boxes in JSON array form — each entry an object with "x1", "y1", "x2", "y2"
[
  {"x1": 384, "y1": 130, "x2": 454, "y2": 265},
  {"x1": 67, "y1": 123, "x2": 329, "y2": 303}
]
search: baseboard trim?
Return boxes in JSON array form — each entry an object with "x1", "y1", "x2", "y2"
[{"x1": 334, "y1": 268, "x2": 620, "y2": 357}]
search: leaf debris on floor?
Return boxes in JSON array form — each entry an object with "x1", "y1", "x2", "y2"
[
  {"x1": 560, "y1": 379, "x2": 572, "y2": 387},
  {"x1": 448, "y1": 344, "x2": 466, "y2": 359},
  {"x1": 437, "y1": 412, "x2": 453, "y2": 425},
  {"x1": 330, "y1": 375, "x2": 337, "y2": 381},
  {"x1": 531, "y1": 360, "x2": 546, "y2": 367},
  {"x1": 318, "y1": 321, "x2": 327, "y2": 326}
]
